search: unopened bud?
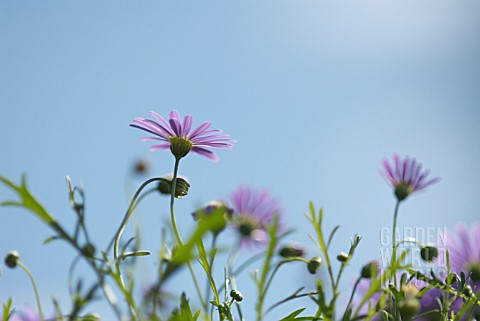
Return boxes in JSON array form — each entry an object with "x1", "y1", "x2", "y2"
[
  {"x1": 361, "y1": 260, "x2": 380, "y2": 279},
  {"x1": 307, "y1": 257, "x2": 322, "y2": 274},
  {"x1": 5, "y1": 251, "x2": 20, "y2": 268},
  {"x1": 157, "y1": 175, "x2": 190, "y2": 198},
  {"x1": 82, "y1": 244, "x2": 96, "y2": 258},
  {"x1": 337, "y1": 252, "x2": 349, "y2": 262},
  {"x1": 420, "y1": 246, "x2": 438, "y2": 262},
  {"x1": 397, "y1": 298, "x2": 420, "y2": 321},
  {"x1": 463, "y1": 284, "x2": 473, "y2": 297},
  {"x1": 279, "y1": 243, "x2": 305, "y2": 258},
  {"x1": 230, "y1": 289, "x2": 243, "y2": 302}
]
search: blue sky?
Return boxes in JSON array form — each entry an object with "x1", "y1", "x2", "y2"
[{"x1": 1, "y1": 1, "x2": 479, "y2": 320}]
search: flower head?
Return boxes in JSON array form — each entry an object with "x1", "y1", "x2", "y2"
[
  {"x1": 131, "y1": 110, "x2": 236, "y2": 162},
  {"x1": 192, "y1": 201, "x2": 234, "y2": 234},
  {"x1": 230, "y1": 186, "x2": 282, "y2": 245},
  {"x1": 448, "y1": 223, "x2": 480, "y2": 285},
  {"x1": 381, "y1": 153, "x2": 440, "y2": 201}
]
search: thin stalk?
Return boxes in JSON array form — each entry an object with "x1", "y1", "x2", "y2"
[
  {"x1": 390, "y1": 201, "x2": 401, "y2": 284},
  {"x1": 110, "y1": 176, "x2": 163, "y2": 321},
  {"x1": 343, "y1": 276, "x2": 362, "y2": 319},
  {"x1": 256, "y1": 219, "x2": 278, "y2": 321},
  {"x1": 112, "y1": 177, "x2": 163, "y2": 259},
  {"x1": 205, "y1": 234, "x2": 218, "y2": 305},
  {"x1": 17, "y1": 261, "x2": 44, "y2": 321},
  {"x1": 169, "y1": 157, "x2": 206, "y2": 311}
]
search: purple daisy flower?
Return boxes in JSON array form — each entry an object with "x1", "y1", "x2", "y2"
[
  {"x1": 448, "y1": 224, "x2": 480, "y2": 285},
  {"x1": 230, "y1": 186, "x2": 282, "y2": 245},
  {"x1": 130, "y1": 110, "x2": 236, "y2": 162},
  {"x1": 351, "y1": 276, "x2": 443, "y2": 321},
  {"x1": 447, "y1": 223, "x2": 480, "y2": 319},
  {"x1": 381, "y1": 153, "x2": 440, "y2": 201}
]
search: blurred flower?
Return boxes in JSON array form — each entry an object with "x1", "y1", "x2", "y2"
[
  {"x1": 5, "y1": 309, "x2": 41, "y2": 321},
  {"x1": 132, "y1": 158, "x2": 150, "y2": 175},
  {"x1": 351, "y1": 273, "x2": 443, "y2": 321},
  {"x1": 381, "y1": 153, "x2": 440, "y2": 201},
  {"x1": 447, "y1": 223, "x2": 480, "y2": 319},
  {"x1": 448, "y1": 224, "x2": 480, "y2": 283},
  {"x1": 279, "y1": 242, "x2": 305, "y2": 258},
  {"x1": 130, "y1": 110, "x2": 235, "y2": 161},
  {"x1": 192, "y1": 201, "x2": 233, "y2": 234},
  {"x1": 192, "y1": 201, "x2": 233, "y2": 220},
  {"x1": 230, "y1": 186, "x2": 282, "y2": 245}
]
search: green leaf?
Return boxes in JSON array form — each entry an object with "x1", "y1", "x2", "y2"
[
  {"x1": 279, "y1": 308, "x2": 307, "y2": 321},
  {"x1": 326, "y1": 225, "x2": 340, "y2": 250},
  {"x1": 2, "y1": 298, "x2": 13, "y2": 321},
  {"x1": 43, "y1": 236, "x2": 61, "y2": 245},
  {"x1": 0, "y1": 175, "x2": 55, "y2": 224},
  {"x1": 168, "y1": 293, "x2": 200, "y2": 321},
  {"x1": 121, "y1": 250, "x2": 151, "y2": 260}
]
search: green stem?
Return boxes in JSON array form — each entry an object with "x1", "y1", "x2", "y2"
[
  {"x1": 17, "y1": 261, "x2": 44, "y2": 321},
  {"x1": 205, "y1": 234, "x2": 218, "y2": 305},
  {"x1": 110, "y1": 177, "x2": 163, "y2": 321},
  {"x1": 256, "y1": 218, "x2": 279, "y2": 321},
  {"x1": 169, "y1": 157, "x2": 207, "y2": 311},
  {"x1": 343, "y1": 276, "x2": 362, "y2": 319},
  {"x1": 262, "y1": 258, "x2": 308, "y2": 299},
  {"x1": 390, "y1": 201, "x2": 401, "y2": 284},
  {"x1": 111, "y1": 177, "x2": 164, "y2": 258}
]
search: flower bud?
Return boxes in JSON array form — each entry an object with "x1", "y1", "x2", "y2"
[
  {"x1": 133, "y1": 159, "x2": 149, "y2": 175},
  {"x1": 82, "y1": 244, "x2": 96, "y2": 258},
  {"x1": 157, "y1": 176, "x2": 190, "y2": 198},
  {"x1": 360, "y1": 260, "x2": 380, "y2": 279},
  {"x1": 307, "y1": 257, "x2": 322, "y2": 274},
  {"x1": 397, "y1": 298, "x2": 420, "y2": 321},
  {"x1": 169, "y1": 137, "x2": 192, "y2": 159},
  {"x1": 420, "y1": 245, "x2": 438, "y2": 262},
  {"x1": 192, "y1": 201, "x2": 233, "y2": 234},
  {"x1": 279, "y1": 243, "x2": 305, "y2": 258},
  {"x1": 5, "y1": 251, "x2": 20, "y2": 268},
  {"x1": 463, "y1": 284, "x2": 473, "y2": 297},
  {"x1": 230, "y1": 289, "x2": 243, "y2": 302},
  {"x1": 337, "y1": 252, "x2": 349, "y2": 262}
]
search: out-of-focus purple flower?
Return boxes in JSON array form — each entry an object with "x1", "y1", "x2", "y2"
[
  {"x1": 381, "y1": 153, "x2": 440, "y2": 201},
  {"x1": 351, "y1": 271, "x2": 443, "y2": 320},
  {"x1": 230, "y1": 186, "x2": 282, "y2": 245},
  {"x1": 447, "y1": 223, "x2": 480, "y2": 319},
  {"x1": 448, "y1": 224, "x2": 480, "y2": 284},
  {"x1": 192, "y1": 201, "x2": 233, "y2": 220},
  {"x1": 131, "y1": 110, "x2": 236, "y2": 162},
  {"x1": 5, "y1": 309, "x2": 41, "y2": 321},
  {"x1": 191, "y1": 201, "x2": 234, "y2": 234}
]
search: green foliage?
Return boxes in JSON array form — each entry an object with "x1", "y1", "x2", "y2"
[
  {"x1": 0, "y1": 175, "x2": 55, "y2": 224},
  {"x1": 2, "y1": 298, "x2": 13, "y2": 321},
  {"x1": 168, "y1": 293, "x2": 200, "y2": 321}
]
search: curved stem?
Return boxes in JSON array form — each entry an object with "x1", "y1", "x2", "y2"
[
  {"x1": 343, "y1": 276, "x2": 362, "y2": 319},
  {"x1": 262, "y1": 258, "x2": 308, "y2": 299},
  {"x1": 17, "y1": 261, "x2": 44, "y2": 321},
  {"x1": 110, "y1": 177, "x2": 163, "y2": 257},
  {"x1": 110, "y1": 177, "x2": 163, "y2": 321}
]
